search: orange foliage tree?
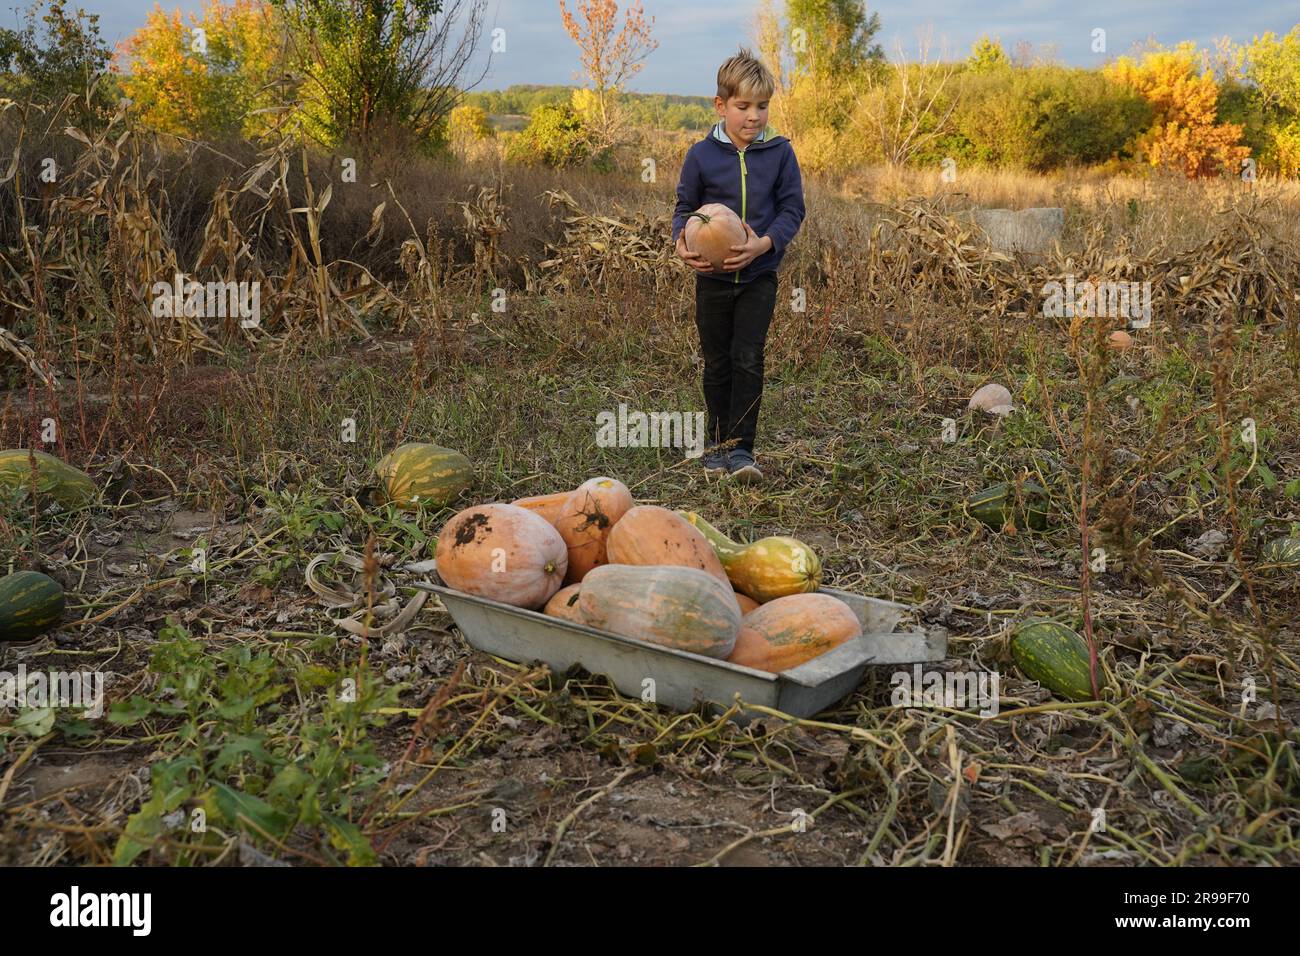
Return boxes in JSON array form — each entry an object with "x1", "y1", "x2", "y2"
[
  {"x1": 558, "y1": 0, "x2": 657, "y2": 150},
  {"x1": 1105, "y1": 43, "x2": 1248, "y2": 178},
  {"x1": 116, "y1": 0, "x2": 283, "y2": 140}
]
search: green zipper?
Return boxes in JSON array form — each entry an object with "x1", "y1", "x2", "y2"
[{"x1": 737, "y1": 150, "x2": 748, "y2": 284}]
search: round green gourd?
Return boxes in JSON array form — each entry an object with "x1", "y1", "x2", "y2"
[
  {"x1": 968, "y1": 481, "x2": 1049, "y2": 532},
  {"x1": 374, "y1": 442, "x2": 472, "y2": 511},
  {"x1": 1260, "y1": 537, "x2": 1300, "y2": 568},
  {"x1": 0, "y1": 570, "x2": 65, "y2": 642},
  {"x1": 1010, "y1": 618, "x2": 1095, "y2": 701}
]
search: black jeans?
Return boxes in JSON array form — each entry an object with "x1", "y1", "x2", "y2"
[{"x1": 694, "y1": 271, "x2": 778, "y2": 454}]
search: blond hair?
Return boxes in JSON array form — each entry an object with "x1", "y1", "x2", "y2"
[{"x1": 716, "y1": 48, "x2": 775, "y2": 102}]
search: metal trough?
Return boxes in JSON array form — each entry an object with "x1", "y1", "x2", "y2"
[{"x1": 411, "y1": 569, "x2": 947, "y2": 722}]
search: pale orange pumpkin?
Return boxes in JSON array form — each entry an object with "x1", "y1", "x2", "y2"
[
  {"x1": 606, "y1": 505, "x2": 732, "y2": 589},
  {"x1": 555, "y1": 477, "x2": 634, "y2": 584},
  {"x1": 543, "y1": 583, "x2": 585, "y2": 623},
  {"x1": 968, "y1": 383, "x2": 1013, "y2": 415},
  {"x1": 684, "y1": 203, "x2": 746, "y2": 272},
  {"x1": 728, "y1": 593, "x2": 862, "y2": 672},
  {"x1": 510, "y1": 490, "x2": 571, "y2": 525},
  {"x1": 435, "y1": 503, "x2": 567, "y2": 609}
]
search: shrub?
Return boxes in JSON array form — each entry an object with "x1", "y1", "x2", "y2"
[
  {"x1": 951, "y1": 67, "x2": 1151, "y2": 171},
  {"x1": 449, "y1": 103, "x2": 492, "y2": 142},
  {"x1": 0, "y1": 0, "x2": 115, "y2": 115},
  {"x1": 506, "y1": 103, "x2": 590, "y2": 168}
]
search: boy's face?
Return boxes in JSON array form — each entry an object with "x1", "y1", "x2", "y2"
[{"x1": 714, "y1": 91, "x2": 769, "y2": 146}]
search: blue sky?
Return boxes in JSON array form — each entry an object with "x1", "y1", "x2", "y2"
[{"x1": 9, "y1": 1, "x2": 1298, "y2": 96}]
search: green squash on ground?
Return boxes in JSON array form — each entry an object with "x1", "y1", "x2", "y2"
[
  {"x1": 1010, "y1": 618, "x2": 1095, "y2": 701},
  {"x1": 968, "y1": 481, "x2": 1049, "y2": 532},
  {"x1": 1260, "y1": 537, "x2": 1300, "y2": 568},
  {"x1": 0, "y1": 570, "x2": 65, "y2": 642},
  {"x1": 375, "y1": 442, "x2": 472, "y2": 511},
  {"x1": 0, "y1": 449, "x2": 96, "y2": 509}
]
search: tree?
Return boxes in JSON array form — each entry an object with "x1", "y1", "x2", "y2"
[
  {"x1": 1216, "y1": 28, "x2": 1300, "y2": 177},
  {"x1": 852, "y1": 30, "x2": 960, "y2": 167},
  {"x1": 558, "y1": 0, "x2": 657, "y2": 151},
  {"x1": 0, "y1": 1, "x2": 113, "y2": 108},
  {"x1": 752, "y1": 0, "x2": 881, "y2": 162},
  {"x1": 785, "y1": 0, "x2": 883, "y2": 79},
  {"x1": 116, "y1": 0, "x2": 283, "y2": 140},
  {"x1": 968, "y1": 35, "x2": 1009, "y2": 72},
  {"x1": 269, "y1": 0, "x2": 491, "y2": 156},
  {"x1": 1242, "y1": 27, "x2": 1300, "y2": 113},
  {"x1": 1105, "y1": 43, "x2": 1249, "y2": 178}
]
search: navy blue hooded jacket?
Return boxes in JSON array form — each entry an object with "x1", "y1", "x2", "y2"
[{"x1": 671, "y1": 121, "x2": 806, "y2": 285}]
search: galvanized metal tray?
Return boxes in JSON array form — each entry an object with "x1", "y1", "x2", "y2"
[{"x1": 411, "y1": 567, "x2": 947, "y2": 721}]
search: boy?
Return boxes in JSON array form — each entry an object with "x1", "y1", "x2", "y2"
[{"x1": 672, "y1": 49, "x2": 805, "y2": 483}]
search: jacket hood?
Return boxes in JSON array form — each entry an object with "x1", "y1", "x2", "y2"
[{"x1": 706, "y1": 121, "x2": 787, "y2": 152}]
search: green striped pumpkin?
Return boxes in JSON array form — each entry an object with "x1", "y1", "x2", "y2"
[
  {"x1": 375, "y1": 442, "x2": 472, "y2": 511},
  {"x1": 0, "y1": 570, "x2": 65, "y2": 642},
  {"x1": 1260, "y1": 537, "x2": 1300, "y2": 568},
  {"x1": 0, "y1": 449, "x2": 96, "y2": 509},
  {"x1": 968, "y1": 481, "x2": 1049, "y2": 532},
  {"x1": 1010, "y1": 619, "x2": 1095, "y2": 701}
]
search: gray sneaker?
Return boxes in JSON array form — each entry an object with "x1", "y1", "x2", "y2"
[
  {"x1": 702, "y1": 446, "x2": 729, "y2": 474},
  {"x1": 727, "y1": 448, "x2": 763, "y2": 483}
]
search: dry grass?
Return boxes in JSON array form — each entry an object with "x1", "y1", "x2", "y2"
[{"x1": 1, "y1": 101, "x2": 1298, "y2": 866}]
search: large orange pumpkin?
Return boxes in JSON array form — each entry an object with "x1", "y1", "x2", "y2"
[
  {"x1": 578, "y1": 564, "x2": 740, "y2": 659},
  {"x1": 684, "y1": 203, "x2": 746, "y2": 272},
  {"x1": 555, "y1": 477, "x2": 634, "y2": 584},
  {"x1": 543, "y1": 582, "x2": 585, "y2": 623},
  {"x1": 510, "y1": 490, "x2": 571, "y2": 525},
  {"x1": 734, "y1": 591, "x2": 761, "y2": 615},
  {"x1": 728, "y1": 593, "x2": 862, "y2": 672},
  {"x1": 435, "y1": 503, "x2": 567, "y2": 609},
  {"x1": 605, "y1": 505, "x2": 731, "y2": 588}
]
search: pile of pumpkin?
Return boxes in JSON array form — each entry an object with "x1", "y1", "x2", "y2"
[{"x1": 431, "y1": 476, "x2": 862, "y2": 672}]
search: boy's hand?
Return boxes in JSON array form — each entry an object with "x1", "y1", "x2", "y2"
[
  {"x1": 722, "y1": 222, "x2": 773, "y2": 271},
  {"x1": 675, "y1": 234, "x2": 713, "y2": 273}
]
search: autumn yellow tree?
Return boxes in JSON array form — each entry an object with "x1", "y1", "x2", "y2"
[
  {"x1": 1105, "y1": 43, "x2": 1248, "y2": 178},
  {"x1": 116, "y1": 0, "x2": 283, "y2": 140},
  {"x1": 558, "y1": 0, "x2": 657, "y2": 151}
]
